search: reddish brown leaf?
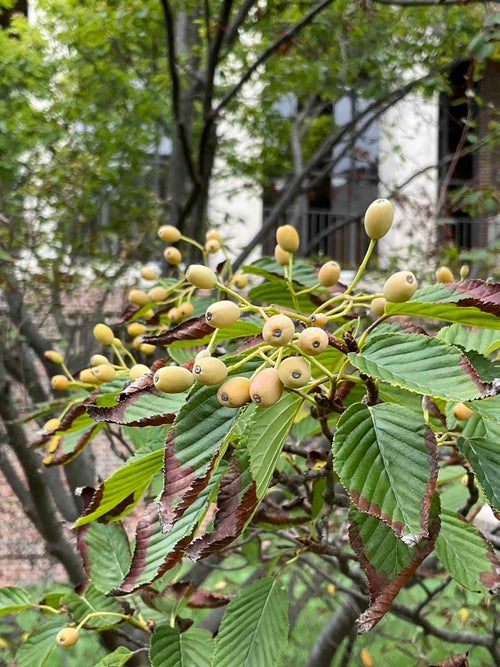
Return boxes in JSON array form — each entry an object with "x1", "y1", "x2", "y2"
[
  {"x1": 32, "y1": 401, "x2": 89, "y2": 448},
  {"x1": 186, "y1": 452, "x2": 258, "y2": 560},
  {"x1": 429, "y1": 653, "x2": 469, "y2": 667},
  {"x1": 355, "y1": 506, "x2": 441, "y2": 633},
  {"x1": 85, "y1": 383, "x2": 178, "y2": 427},
  {"x1": 453, "y1": 279, "x2": 500, "y2": 314},
  {"x1": 167, "y1": 581, "x2": 232, "y2": 608},
  {"x1": 140, "y1": 316, "x2": 213, "y2": 346}
]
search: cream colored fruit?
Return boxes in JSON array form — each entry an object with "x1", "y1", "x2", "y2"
[
  {"x1": 44, "y1": 350, "x2": 63, "y2": 364},
  {"x1": 206, "y1": 229, "x2": 223, "y2": 244},
  {"x1": 382, "y1": 271, "x2": 418, "y2": 303},
  {"x1": 56, "y1": 627, "x2": 79, "y2": 647},
  {"x1": 128, "y1": 288, "x2": 149, "y2": 306},
  {"x1": 163, "y1": 246, "x2": 182, "y2": 265},
  {"x1": 185, "y1": 265, "x2": 217, "y2": 289},
  {"x1": 129, "y1": 364, "x2": 150, "y2": 381},
  {"x1": 158, "y1": 225, "x2": 181, "y2": 242},
  {"x1": 233, "y1": 273, "x2": 248, "y2": 289},
  {"x1": 93, "y1": 323, "x2": 115, "y2": 345},
  {"x1": 178, "y1": 302, "x2": 194, "y2": 319},
  {"x1": 262, "y1": 314, "x2": 295, "y2": 347},
  {"x1": 318, "y1": 261, "x2": 341, "y2": 287},
  {"x1": 127, "y1": 322, "x2": 146, "y2": 337},
  {"x1": 435, "y1": 266, "x2": 454, "y2": 283},
  {"x1": 297, "y1": 327, "x2": 329, "y2": 355},
  {"x1": 363, "y1": 198, "x2": 394, "y2": 240},
  {"x1": 154, "y1": 366, "x2": 194, "y2": 393},
  {"x1": 205, "y1": 239, "x2": 221, "y2": 253},
  {"x1": 274, "y1": 244, "x2": 290, "y2": 266},
  {"x1": 276, "y1": 224, "x2": 300, "y2": 253},
  {"x1": 140, "y1": 266, "x2": 158, "y2": 281},
  {"x1": 51, "y1": 374, "x2": 69, "y2": 391},
  {"x1": 91, "y1": 364, "x2": 117, "y2": 383},
  {"x1": 369, "y1": 297, "x2": 387, "y2": 318},
  {"x1": 277, "y1": 356, "x2": 311, "y2": 388},
  {"x1": 453, "y1": 402, "x2": 473, "y2": 420},
  {"x1": 250, "y1": 368, "x2": 284, "y2": 407},
  {"x1": 217, "y1": 376, "x2": 251, "y2": 407},
  {"x1": 309, "y1": 312, "x2": 328, "y2": 327},
  {"x1": 192, "y1": 357, "x2": 228, "y2": 385},
  {"x1": 205, "y1": 300, "x2": 240, "y2": 328},
  {"x1": 148, "y1": 286, "x2": 168, "y2": 302}
]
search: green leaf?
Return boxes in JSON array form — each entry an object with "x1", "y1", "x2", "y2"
[
  {"x1": 168, "y1": 319, "x2": 262, "y2": 349},
  {"x1": 15, "y1": 616, "x2": 61, "y2": 667},
  {"x1": 75, "y1": 446, "x2": 164, "y2": 526},
  {"x1": 242, "y1": 256, "x2": 320, "y2": 287},
  {"x1": 248, "y1": 281, "x2": 316, "y2": 311},
  {"x1": 62, "y1": 584, "x2": 124, "y2": 629},
  {"x1": 93, "y1": 647, "x2": 134, "y2": 666},
  {"x1": 350, "y1": 333, "x2": 492, "y2": 401},
  {"x1": 333, "y1": 403, "x2": 437, "y2": 539},
  {"x1": 457, "y1": 436, "x2": 500, "y2": 511},
  {"x1": 436, "y1": 323, "x2": 500, "y2": 355},
  {"x1": 469, "y1": 395, "x2": 500, "y2": 426},
  {"x1": 385, "y1": 281, "x2": 500, "y2": 329},
  {"x1": 240, "y1": 392, "x2": 304, "y2": 498},
  {"x1": 0, "y1": 586, "x2": 32, "y2": 616},
  {"x1": 212, "y1": 577, "x2": 288, "y2": 667},
  {"x1": 435, "y1": 509, "x2": 499, "y2": 592},
  {"x1": 150, "y1": 626, "x2": 213, "y2": 667},
  {"x1": 85, "y1": 522, "x2": 131, "y2": 593}
]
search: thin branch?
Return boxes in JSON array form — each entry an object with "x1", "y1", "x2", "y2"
[{"x1": 212, "y1": 0, "x2": 335, "y2": 119}]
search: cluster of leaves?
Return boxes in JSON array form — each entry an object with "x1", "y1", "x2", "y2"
[{"x1": 1, "y1": 207, "x2": 499, "y2": 666}]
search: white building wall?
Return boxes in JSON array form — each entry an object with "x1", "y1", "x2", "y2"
[{"x1": 378, "y1": 92, "x2": 440, "y2": 269}]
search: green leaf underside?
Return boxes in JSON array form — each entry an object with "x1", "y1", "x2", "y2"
[
  {"x1": 350, "y1": 333, "x2": 491, "y2": 401},
  {"x1": 150, "y1": 626, "x2": 213, "y2": 667},
  {"x1": 62, "y1": 584, "x2": 124, "y2": 628},
  {"x1": 469, "y1": 395, "x2": 500, "y2": 426},
  {"x1": 435, "y1": 509, "x2": 499, "y2": 592},
  {"x1": 436, "y1": 323, "x2": 500, "y2": 355},
  {"x1": 45, "y1": 419, "x2": 104, "y2": 466},
  {"x1": 333, "y1": 402, "x2": 437, "y2": 539},
  {"x1": 386, "y1": 281, "x2": 500, "y2": 329},
  {"x1": 242, "y1": 256, "x2": 320, "y2": 287},
  {"x1": 351, "y1": 496, "x2": 441, "y2": 633},
  {"x1": 240, "y1": 393, "x2": 304, "y2": 498},
  {"x1": 75, "y1": 446, "x2": 165, "y2": 526},
  {"x1": 457, "y1": 436, "x2": 500, "y2": 511},
  {"x1": 116, "y1": 467, "x2": 223, "y2": 593},
  {"x1": 15, "y1": 616, "x2": 61, "y2": 667},
  {"x1": 212, "y1": 577, "x2": 288, "y2": 667},
  {"x1": 0, "y1": 586, "x2": 32, "y2": 616},
  {"x1": 153, "y1": 319, "x2": 263, "y2": 349},
  {"x1": 94, "y1": 647, "x2": 134, "y2": 666},
  {"x1": 85, "y1": 522, "x2": 131, "y2": 593}
]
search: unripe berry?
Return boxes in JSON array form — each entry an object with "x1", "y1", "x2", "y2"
[
  {"x1": 140, "y1": 266, "x2": 158, "y2": 281},
  {"x1": 250, "y1": 368, "x2": 283, "y2": 407},
  {"x1": 79, "y1": 368, "x2": 99, "y2": 384},
  {"x1": 217, "y1": 376, "x2": 251, "y2": 407},
  {"x1": 297, "y1": 327, "x2": 329, "y2": 355},
  {"x1": 192, "y1": 357, "x2": 228, "y2": 385},
  {"x1": 318, "y1": 261, "x2": 341, "y2": 287},
  {"x1": 382, "y1": 271, "x2": 418, "y2": 303},
  {"x1": 148, "y1": 286, "x2": 168, "y2": 302},
  {"x1": 132, "y1": 336, "x2": 142, "y2": 349},
  {"x1": 140, "y1": 343, "x2": 156, "y2": 355},
  {"x1": 93, "y1": 323, "x2": 114, "y2": 345},
  {"x1": 278, "y1": 356, "x2": 311, "y2": 388},
  {"x1": 129, "y1": 364, "x2": 151, "y2": 381},
  {"x1": 309, "y1": 312, "x2": 328, "y2": 327},
  {"x1": 453, "y1": 402, "x2": 474, "y2": 420},
  {"x1": 233, "y1": 273, "x2": 248, "y2": 289},
  {"x1": 206, "y1": 229, "x2": 224, "y2": 244},
  {"x1": 114, "y1": 337, "x2": 124, "y2": 347},
  {"x1": 195, "y1": 348, "x2": 211, "y2": 361},
  {"x1": 262, "y1": 314, "x2": 295, "y2": 347},
  {"x1": 154, "y1": 366, "x2": 194, "y2": 393},
  {"x1": 185, "y1": 264, "x2": 217, "y2": 289},
  {"x1": 435, "y1": 266, "x2": 454, "y2": 283},
  {"x1": 363, "y1": 198, "x2": 394, "y2": 240},
  {"x1": 276, "y1": 225, "x2": 300, "y2": 253},
  {"x1": 178, "y1": 301, "x2": 194, "y2": 319},
  {"x1": 158, "y1": 225, "x2": 181, "y2": 243},
  {"x1": 460, "y1": 265, "x2": 469, "y2": 280},
  {"x1": 163, "y1": 246, "x2": 182, "y2": 265},
  {"x1": 127, "y1": 322, "x2": 146, "y2": 337},
  {"x1": 90, "y1": 354, "x2": 109, "y2": 367},
  {"x1": 56, "y1": 627, "x2": 79, "y2": 647},
  {"x1": 168, "y1": 307, "x2": 182, "y2": 323},
  {"x1": 92, "y1": 364, "x2": 117, "y2": 383},
  {"x1": 44, "y1": 418, "x2": 61, "y2": 431},
  {"x1": 51, "y1": 374, "x2": 70, "y2": 391},
  {"x1": 369, "y1": 297, "x2": 387, "y2": 318},
  {"x1": 205, "y1": 300, "x2": 240, "y2": 329},
  {"x1": 44, "y1": 350, "x2": 63, "y2": 364},
  {"x1": 205, "y1": 239, "x2": 221, "y2": 253},
  {"x1": 274, "y1": 245, "x2": 290, "y2": 266},
  {"x1": 129, "y1": 288, "x2": 149, "y2": 306}
]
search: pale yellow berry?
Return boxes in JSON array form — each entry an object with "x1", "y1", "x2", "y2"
[
  {"x1": 318, "y1": 261, "x2": 341, "y2": 287},
  {"x1": 277, "y1": 356, "x2": 311, "y2": 388},
  {"x1": 185, "y1": 265, "x2": 217, "y2": 289},
  {"x1": 192, "y1": 357, "x2": 228, "y2": 385},
  {"x1": 129, "y1": 364, "x2": 151, "y2": 381},
  {"x1": 158, "y1": 225, "x2": 181, "y2": 243},
  {"x1": 163, "y1": 246, "x2": 182, "y2": 266},
  {"x1": 276, "y1": 225, "x2": 300, "y2": 253},
  {"x1": 206, "y1": 229, "x2": 223, "y2": 244},
  {"x1": 56, "y1": 627, "x2": 79, "y2": 647},
  {"x1": 205, "y1": 300, "x2": 240, "y2": 329},
  {"x1": 297, "y1": 327, "x2": 329, "y2": 355},
  {"x1": 382, "y1": 271, "x2": 418, "y2": 303},
  {"x1": 217, "y1": 377, "x2": 251, "y2": 407},
  {"x1": 453, "y1": 402, "x2": 474, "y2": 420},
  {"x1": 148, "y1": 286, "x2": 168, "y2": 302},
  {"x1": 435, "y1": 266, "x2": 454, "y2": 283},
  {"x1": 369, "y1": 297, "x2": 387, "y2": 318},
  {"x1": 262, "y1": 314, "x2": 295, "y2": 347},
  {"x1": 129, "y1": 288, "x2": 149, "y2": 306},
  {"x1": 309, "y1": 312, "x2": 328, "y2": 327},
  {"x1": 363, "y1": 199, "x2": 394, "y2": 240},
  {"x1": 44, "y1": 350, "x2": 63, "y2": 364},
  {"x1": 91, "y1": 364, "x2": 117, "y2": 383},
  {"x1": 233, "y1": 273, "x2": 248, "y2": 289},
  {"x1": 93, "y1": 323, "x2": 115, "y2": 345},
  {"x1": 154, "y1": 366, "x2": 194, "y2": 393},
  {"x1": 250, "y1": 368, "x2": 284, "y2": 407},
  {"x1": 205, "y1": 239, "x2": 221, "y2": 254},
  {"x1": 274, "y1": 245, "x2": 290, "y2": 266},
  {"x1": 178, "y1": 302, "x2": 194, "y2": 319},
  {"x1": 140, "y1": 343, "x2": 156, "y2": 355},
  {"x1": 44, "y1": 418, "x2": 61, "y2": 431},
  {"x1": 79, "y1": 368, "x2": 99, "y2": 384},
  {"x1": 140, "y1": 266, "x2": 158, "y2": 281},
  {"x1": 51, "y1": 375, "x2": 70, "y2": 391},
  {"x1": 127, "y1": 322, "x2": 147, "y2": 337}
]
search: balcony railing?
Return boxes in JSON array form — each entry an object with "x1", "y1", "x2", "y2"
[{"x1": 263, "y1": 207, "x2": 369, "y2": 267}]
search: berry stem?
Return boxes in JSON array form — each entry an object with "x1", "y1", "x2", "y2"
[
  {"x1": 344, "y1": 239, "x2": 376, "y2": 296},
  {"x1": 75, "y1": 611, "x2": 149, "y2": 633},
  {"x1": 285, "y1": 254, "x2": 300, "y2": 312}
]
